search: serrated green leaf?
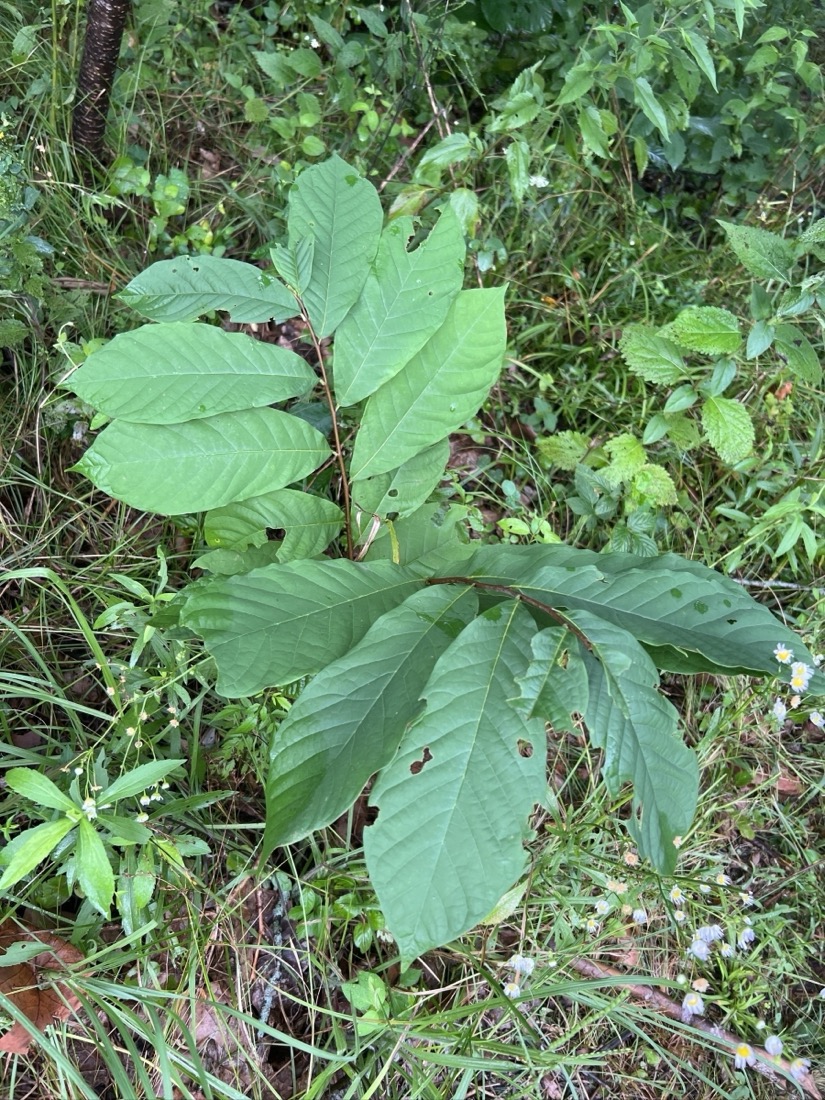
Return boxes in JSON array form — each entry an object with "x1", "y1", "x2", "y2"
[
  {"x1": 717, "y1": 219, "x2": 795, "y2": 281},
  {"x1": 76, "y1": 819, "x2": 114, "y2": 916},
  {"x1": 262, "y1": 585, "x2": 478, "y2": 854},
  {"x1": 555, "y1": 63, "x2": 595, "y2": 106},
  {"x1": 700, "y1": 396, "x2": 754, "y2": 464},
  {"x1": 288, "y1": 155, "x2": 383, "y2": 337},
  {"x1": 204, "y1": 488, "x2": 343, "y2": 561},
  {"x1": 0, "y1": 819, "x2": 76, "y2": 893},
  {"x1": 512, "y1": 627, "x2": 588, "y2": 730},
  {"x1": 365, "y1": 602, "x2": 545, "y2": 962},
  {"x1": 632, "y1": 464, "x2": 677, "y2": 506},
  {"x1": 603, "y1": 433, "x2": 646, "y2": 487},
  {"x1": 117, "y1": 256, "x2": 298, "y2": 323},
  {"x1": 334, "y1": 209, "x2": 466, "y2": 406},
  {"x1": 536, "y1": 430, "x2": 590, "y2": 470},
  {"x1": 505, "y1": 140, "x2": 530, "y2": 203},
  {"x1": 773, "y1": 324, "x2": 822, "y2": 385},
  {"x1": 180, "y1": 559, "x2": 424, "y2": 696},
  {"x1": 352, "y1": 440, "x2": 449, "y2": 520},
  {"x1": 437, "y1": 543, "x2": 794, "y2": 676},
  {"x1": 578, "y1": 104, "x2": 610, "y2": 158},
  {"x1": 350, "y1": 287, "x2": 506, "y2": 479},
  {"x1": 672, "y1": 307, "x2": 741, "y2": 355},
  {"x1": 5, "y1": 769, "x2": 77, "y2": 814},
  {"x1": 573, "y1": 611, "x2": 698, "y2": 873},
  {"x1": 64, "y1": 323, "x2": 316, "y2": 424},
  {"x1": 633, "y1": 77, "x2": 669, "y2": 141},
  {"x1": 619, "y1": 325, "x2": 688, "y2": 384},
  {"x1": 798, "y1": 217, "x2": 825, "y2": 246},
  {"x1": 73, "y1": 408, "x2": 331, "y2": 515}
]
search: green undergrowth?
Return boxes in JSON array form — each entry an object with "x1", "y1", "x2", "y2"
[{"x1": 1, "y1": 0, "x2": 824, "y2": 1097}]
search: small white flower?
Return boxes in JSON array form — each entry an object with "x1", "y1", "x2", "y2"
[
  {"x1": 105, "y1": 685, "x2": 115, "y2": 697},
  {"x1": 73, "y1": 766, "x2": 83, "y2": 776},
  {"x1": 503, "y1": 980, "x2": 521, "y2": 999},
  {"x1": 755, "y1": 1018, "x2": 766, "y2": 1030},
  {"x1": 606, "y1": 879, "x2": 628, "y2": 894},
  {"x1": 819, "y1": 987, "x2": 825, "y2": 1000},
  {"x1": 790, "y1": 661, "x2": 813, "y2": 691},
  {"x1": 810, "y1": 711, "x2": 824, "y2": 728},
  {"x1": 789, "y1": 1057, "x2": 811, "y2": 1080},
  {"x1": 594, "y1": 898, "x2": 610, "y2": 916},
  {"x1": 719, "y1": 942, "x2": 735, "y2": 958},
  {"x1": 699, "y1": 883, "x2": 711, "y2": 894},
  {"x1": 139, "y1": 795, "x2": 152, "y2": 806},
  {"x1": 509, "y1": 955, "x2": 535, "y2": 977},
  {"x1": 740, "y1": 891, "x2": 755, "y2": 907},
  {"x1": 125, "y1": 726, "x2": 137, "y2": 736},
  {"x1": 585, "y1": 917, "x2": 601, "y2": 935},
  {"x1": 135, "y1": 812, "x2": 149, "y2": 823},
  {"x1": 687, "y1": 938, "x2": 711, "y2": 962},
  {"x1": 737, "y1": 927, "x2": 756, "y2": 950},
  {"x1": 692, "y1": 978, "x2": 710, "y2": 993},
  {"x1": 813, "y1": 653, "x2": 823, "y2": 667},
  {"x1": 672, "y1": 836, "x2": 684, "y2": 848},
  {"x1": 734, "y1": 1043, "x2": 756, "y2": 1069},
  {"x1": 674, "y1": 909, "x2": 687, "y2": 923},
  {"x1": 774, "y1": 644, "x2": 794, "y2": 664},
  {"x1": 765, "y1": 1035, "x2": 782, "y2": 1057},
  {"x1": 632, "y1": 908, "x2": 648, "y2": 926},
  {"x1": 528, "y1": 174, "x2": 549, "y2": 188},
  {"x1": 772, "y1": 698, "x2": 787, "y2": 723},
  {"x1": 669, "y1": 885, "x2": 685, "y2": 904},
  {"x1": 623, "y1": 850, "x2": 639, "y2": 867},
  {"x1": 715, "y1": 872, "x2": 731, "y2": 887},
  {"x1": 139, "y1": 710, "x2": 149, "y2": 722},
  {"x1": 695, "y1": 924, "x2": 723, "y2": 943},
  {"x1": 81, "y1": 797, "x2": 97, "y2": 821},
  {"x1": 681, "y1": 991, "x2": 705, "y2": 1021}
]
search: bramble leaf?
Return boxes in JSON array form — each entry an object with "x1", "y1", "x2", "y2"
[{"x1": 700, "y1": 396, "x2": 755, "y2": 464}]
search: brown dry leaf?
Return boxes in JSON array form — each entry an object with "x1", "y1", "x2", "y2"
[
  {"x1": 0, "y1": 922, "x2": 84, "y2": 1055},
  {"x1": 751, "y1": 769, "x2": 803, "y2": 796}
]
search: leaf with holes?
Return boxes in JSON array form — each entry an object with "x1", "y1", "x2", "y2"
[{"x1": 204, "y1": 488, "x2": 343, "y2": 561}]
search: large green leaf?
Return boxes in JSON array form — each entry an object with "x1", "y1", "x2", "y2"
[
  {"x1": 288, "y1": 155, "x2": 383, "y2": 337},
  {"x1": 362, "y1": 503, "x2": 469, "y2": 565},
  {"x1": 0, "y1": 818, "x2": 76, "y2": 893},
  {"x1": 76, "y1": 818, "x2": 115, "y2": 917},
  {"x1": 351, "y1": 440, "x2": 449, "y2": 520},
  {"x1": 204, "y1": 488, "x2": 343, "y2": 561},
  {"x1": 718, "y1": 220, "x2": 795, "y2": 281},
  {"x1": 672, "y1": 307, "x2": 741, "y2": 356},
  {"x1": 262, "y1": 585, "x2": 478, "y2": 853},
  {"x1": 619, "y1": 325, "x2": 689, "y2": 385},
  {"x1": 365, "y1": 602, "x2": 545, "y2": 962},
  {"x1": 773, "y1": 324, "x2": 823, "y2": 385},
  {"x1": 573, "y1": 611, "x2": 699, "y2": 874},
  {"x1": 433, "y1": 543, "x2": 799, "y2": 676},
  {"x1": 116, "y1": 256, "x2": 299, "y2": 323},
  {"x1": 333, "y1": 209, "x2": 466, "y2": 406},
  {"x1": 350, "y1": 287, "x2": 507, "y2": 479},
  {"x1": 180, "y1": 559, "x2": 424, "y2": 696},
  {"x1": 64, "y1": 323, "x2": 316, "y2": 424},
  {"x1": 700, "y1": 396, "x2": 754, "y2": 464},
  {"x1": 512, "y1": 627, "x2": 588, "y2": 732},
  {"x1": 5, "y1": 768, "x2": 77, "y2": 814},
  {"x1": 73, "y1": 408, "x2": 330, "y2": 515}
]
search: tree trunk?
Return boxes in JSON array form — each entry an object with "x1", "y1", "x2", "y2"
[{"x1": 72, "y1": 0, "x2": 132, "y2": 161}]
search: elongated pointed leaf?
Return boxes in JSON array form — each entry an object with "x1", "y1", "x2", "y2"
[
  {"x1": 5, "y1": 769, "x2": 77, "y2": 814},
  {"x1": 436, "y1": 543, "x2": 803, "y2": 676},
  {"x1": 351, "y1": 440, "x2": 449, "y2": 520},
  {"x1": 204, "y1": 488, "x2": 343, "y2": 561},
  {"x1": 513, "y1": 627, "x2": 588, "y2": 731},
  {"x1": 365, "y1": 602, "x2": 545, "y2": 962},
  {"x1": 64, "y1": 323, "x2": 316, "y2": 424},
  {"x1": 0, "y1": 819, "x2": 76, "y2": 893},
  {"x1": 288, "y1": 155, "x2": 383, "y2": 336},
  {"x1": 718, "y1": 220, "x2": 795, "y2": 282},
  {"x1": 572, "y1": 610, "x2": 698, "y2": 873},
  {"x1": 774, "y1": 324, "x2": 822, "y2": 385},
  {"x1": 76, "y1": 819, "x2": 115, "y2": 917},
  {"x1": 103, "y1": 759, "x2": 185, "y2": 804},
  {"x1": 117, "y1": 256, "x2": 299, "y2": 323},
  {"x1": 263, "y1": 585, "x2": 478, "y2": 853},
  {"x1": 350, "y1": 287, "x2": 507, "y2": 479},
  {"x1": 334, "y1": 209, "x2": 466, "y2": 406},
  {"x1": 180, "y1": 559, "x2": 424, "y2": 696},
  {"x1": 73, "y1": 408, "x2": 331, "y2": 515}
]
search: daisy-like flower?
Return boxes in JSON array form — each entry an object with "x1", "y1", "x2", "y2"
[
  {"x1": 734, "y1": 1043, "x2": 756, "y2": 1069},
  {"x1": 632, "y1": 908, "x2": 648, "y2": 926},
  {"x1": 594, "y1": 898, "x2": 611, "y2": 916},
  {"x1": 774, "y1": 643, "x2": 794, "y2": 664},
  {"x1": 81, "y1": 797, "x2": 97, "y2": 821},
  {"x1": 772, "y1": 698, "x2": 787, "y2": 723},
  {"x1": 695, "y1": 924, "x2": 723, "y2": 943},
  {"x1": 715, "y1": 872, "x2": 731, "y2": 887},
  {"x1": 737, "y1": 927, "x2": 756, "y2": 950},
  {"x1": 681, "y1": 991, "x2": 705, "y2": 1021},
  {"x1": 764, "y1": 1035, "x2": 783, "y2": 1057},
  {"x1": 719, "y1": 942, "x2": 736, "y2": 958},
  {"x1": 669, "y1": 885, "x2": 686, "y2": 904},
  {"x1": 606, "y1": 879, "x2": 628, "y2": 894},
  {"x1": 692, "y1": 978, "x2": 710, "y2": 993},
  {"x1": 674, "y1": 909, "x2": 687, "y2": 923},
  {"x1": 810, "y1": 711, "x2": 824, "y2": 728},
  {"x1": 623, "y1": 850, "x2": 640, "y2": 867},
  {"x1": 509, "y1": 955, "x2": 535, "y2": 977},
  {"x1": 789, "y1": 1057, "x2": 811, "y2": 1081},
  {"x1": 740, "y1": 891, "x2": 755, "y2": 907},
  {"x1": 672, "y1": 836, "x2": 684, "y2": 849},
  {"x1": 585, "y1": 917, "x2": 601, "y2": 935},
  {"x1": 687, "y1": 938, "x2": 711, "y2": 962},
  {"x1": 699, "y1": 883, "x2": 711, "y2": 894},
  {"x1": 790, "y1": 662, "x2": 813, "y2": 691},
  {"x1": 503, "y1": 981, "x2": 521, "y2": 999}
]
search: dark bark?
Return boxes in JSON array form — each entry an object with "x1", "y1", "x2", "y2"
[{"x1": 72, "y1": 0, "x2": 132, "y2": 161}]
